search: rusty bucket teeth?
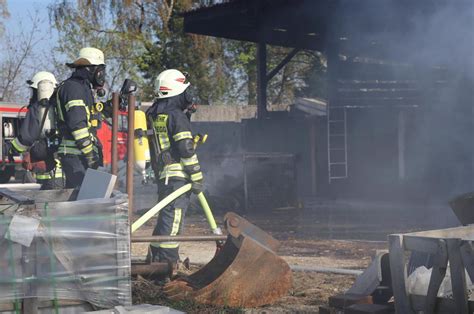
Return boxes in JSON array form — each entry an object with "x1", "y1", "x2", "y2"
[{"x1": 164, "y1": 212, "x2": 293, "y2": 308}]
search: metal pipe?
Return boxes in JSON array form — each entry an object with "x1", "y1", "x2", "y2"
[
  {"x1": 127, "y1": 94, "x2": 135, "y2": 225},
  {"x1": 131, "y1": 262, "x2": 172, "y2": 277},
  {"x1": 290, "y1": 265, "x2": 363, "y2": 276},
  {"x1": 132, "y1": 235, "x2": 228, "y2": 243},
  {"x1": 111, "y1": 93, "x2": 119, "y2": 176},
  {"x1": 256, "y1": 41, "x2": 268, "y2": 119}
]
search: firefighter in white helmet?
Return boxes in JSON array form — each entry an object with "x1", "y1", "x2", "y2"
[
  {"x1": 7, "y1": 71, "x2": 65, "y2": 189},
  {"x1": 55, "y1": 47, "x2": 106, "y2": 188},
  {"x1": 146, "y1": 69, "x2": 203, "y2": 265}
]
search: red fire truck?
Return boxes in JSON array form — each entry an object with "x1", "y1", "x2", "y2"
[{"x1": 0, "y1": 102, "x2": 128, "y2": 183}]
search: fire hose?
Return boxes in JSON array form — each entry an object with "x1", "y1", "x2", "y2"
[{"x1": 131, "y1": 185, "x2": 222, "y2": 237}]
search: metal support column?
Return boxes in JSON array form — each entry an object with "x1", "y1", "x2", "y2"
[
  {"x1": 257, "y1": 41, "x2": 267, "y2": 119},
  {"x1": 111, "y1": 93, "x2": 119, "y2": 176},
  {"x1": 127, "y1": 95, "x2": 135, "y2": 224}
]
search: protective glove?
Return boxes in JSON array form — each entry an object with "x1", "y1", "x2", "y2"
[
  {"x1": 84, "y1": 151, "x2": 100, "y2": 169},
  {"x1": 191, "y1": 180, "x2": 204, "y2": 195}
]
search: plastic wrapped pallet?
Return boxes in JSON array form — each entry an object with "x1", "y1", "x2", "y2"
[{"x1": 0, "y1": 188, "x2": 131, "y2": 312}]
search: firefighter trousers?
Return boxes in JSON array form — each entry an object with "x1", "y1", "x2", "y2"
[
  {"x1": 60, "y1": 154, "x2": 87, "y2": 189},
  {"x1": 150, "y1": 180, "x2": 190, "y2": 263}
]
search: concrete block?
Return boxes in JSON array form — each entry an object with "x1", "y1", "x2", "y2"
[{"x1": 77, "y1": 169, "x2": 117, "y2": 200}]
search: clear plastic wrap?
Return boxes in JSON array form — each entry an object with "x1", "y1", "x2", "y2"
[{"x1": 0, "y1": 189, "x2": 131, "y2": 310}]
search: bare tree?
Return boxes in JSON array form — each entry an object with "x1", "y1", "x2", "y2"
[
  {"x1": 0, "y1": 0, "x2": 9, "y2": 37},
  {"x1": 0, "y1": 11, "x2": 46, "y2": 102}
]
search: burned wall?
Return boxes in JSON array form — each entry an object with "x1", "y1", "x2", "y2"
[{"x1": 192, "y1": 117, "x2": 314, "y2": 211}]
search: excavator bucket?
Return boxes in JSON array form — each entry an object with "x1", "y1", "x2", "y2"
[{"x1": 164, "y1": 212, "x2": 293, "y2": 307}]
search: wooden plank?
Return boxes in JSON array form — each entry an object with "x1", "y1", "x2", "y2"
[
  {"x1": 388, "y1": 235, "x2": 414, "y2": 314},
  {"x1": 446, "y1": 239, "x2": 469, "y2": 314},
  {"x1": 424, "y1": 239, "x2": 448, "y2": 314},
  {"x1": 403, "y1": 236, "x2": 440, "y2": 254},
  {"x1": 402, "y1": 226, "x2": 474, "y2": 240},
  {"x1": 460, "y1": 241, "x2": 474, "y2": 282}
]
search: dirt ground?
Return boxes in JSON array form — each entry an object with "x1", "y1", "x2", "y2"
[{"x1": 131, "y1": 210, "x2": 387, "y2": 313}]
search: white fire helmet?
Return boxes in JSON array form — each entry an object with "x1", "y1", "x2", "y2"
[
  {"x1": 27, "y1": 71, "x2": 57, "y2": 89},
  {"x1": 154, "y1": 69, "x2": 190, "y2": 99},
  {"x1": 66, "y1": 47, "x2": 105, "y2": 68}
]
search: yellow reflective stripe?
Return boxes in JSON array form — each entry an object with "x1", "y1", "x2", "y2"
[
  {"x1": 180, "y1": 154, "x2": 199, "y2": 166},
  {"x1": 158, "y1": 134, "x2": 170, "y2": 150},
  {"x1": 153, "y1": 114, "x2": 171, "y2": 150},
  {"x1": 61, "y1": 139, "x2": 77, "y2": 146},
  {"x1": 36, "y1": 174, "x2": 52, "y2": 180},
  {"x1": 85, "y1": 105, "x2": 91, "y2": 128},
  {"x1": 59, "y1": 139, "x2": 82, "y2": 155},
  {"x1": 150, "y1": 209, "x2": 182, "y2": 249},
  {"x1": 81, "y1": 144, "x2": 93, "y2": 154},
  {"x1": 159, "y1": 163, "x2": 188, "y2": 179},
  {"x1": 71, "y1": 128, "x2": 90, "y2": 140},
  {"x1": 190, "y1": 172, "x2": 203, "y2": 182},
  {"x1": 171, "y1": 208, "x2": 182, "y2": 236},
  {"x1": 173, "y1": 131, "x2": 192, "y2": 142},
  {"x1": 164, "y1": 163, "x2": 184, "y2": 171},
  {"x1": 65, "y1": 99, "x2": 86, "y2": 111},
  {"x1": 11, "y1": 138, "x2": 28, "y2": 152},
  {"x1": 159, "y1": 171, "x2": 188, "y2": 180},
  {"x1": 58, "y1": 146, "x2": 82, "y2": 155}
]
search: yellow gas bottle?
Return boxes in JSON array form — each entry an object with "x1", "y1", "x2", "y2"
[{"x1": 133, "y1": 110, "x2": 151, "y2": 181}]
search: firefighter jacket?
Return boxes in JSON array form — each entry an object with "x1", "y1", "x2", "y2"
[
  {"x1": 10, "y1": 99, "x2": 41, "y2": 154},
  {"x1": 55, "y1": 68, "x2": 98, "y2": 157},
  {"x1": 11, "y1": 98, "x2": 58, "y2": 172},
  {"x1": 146, "y1": 95, "x2": 203, "y2": 183}
]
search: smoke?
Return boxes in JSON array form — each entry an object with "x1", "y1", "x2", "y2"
[
  {"x1": 338, "y1": 0, "x2": 473, "y2": 77},
  {"x1": 328, "y1": 1, "x2": 474, "y2": 206}
]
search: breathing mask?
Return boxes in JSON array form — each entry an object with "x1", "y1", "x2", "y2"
[{"x1": 87, "y1": 65, "x2": 106, "y2": 88}]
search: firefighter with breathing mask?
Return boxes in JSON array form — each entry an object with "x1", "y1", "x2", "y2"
[
  {"x1": 146, "y1": 69, "x2": 203, "y2": 266},
  {"x1": 55, "y1": 47, "x2": 106, "y2": 188},
  {"x1": 7, "y1": 71, "x2": 64, "y2": 189}
]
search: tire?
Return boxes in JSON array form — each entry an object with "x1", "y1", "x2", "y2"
[{"x1": 0, "y1": 165, "x2": 14, "y2": 183}]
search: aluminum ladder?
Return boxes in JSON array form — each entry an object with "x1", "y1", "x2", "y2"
[{"x1": 327, "y1": 107, "x2": 348, "y2": 182}]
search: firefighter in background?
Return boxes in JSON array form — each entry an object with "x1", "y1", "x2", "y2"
[
  {"x1": 7, "y1": 71, "x2": 64, "y2": 190},
  {"x1": 55, "y1": 47, "x2": 106, "y2": 188},
  {"x1": 147, "y1": 69, "x2": 204, "y2": 264}
]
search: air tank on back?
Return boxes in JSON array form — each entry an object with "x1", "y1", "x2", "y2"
[
  {"x1": 37, "y1": 79, "x2": 56, "y2": 136},
  {"x1": 133, "y1": 109, "x2": 150, "y2": 183}
]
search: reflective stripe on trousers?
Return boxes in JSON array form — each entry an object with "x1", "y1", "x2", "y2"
[{"x1": 150, "y1": 208, "x2": 182, "y2": 249}]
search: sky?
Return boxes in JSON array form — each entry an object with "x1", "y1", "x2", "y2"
[
  {"x1": 2, "y1": 0, "x2": 62, "y2": 102},
  {"x1": 5, "y1": 0, "x2": 54, "y2": 41}
]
